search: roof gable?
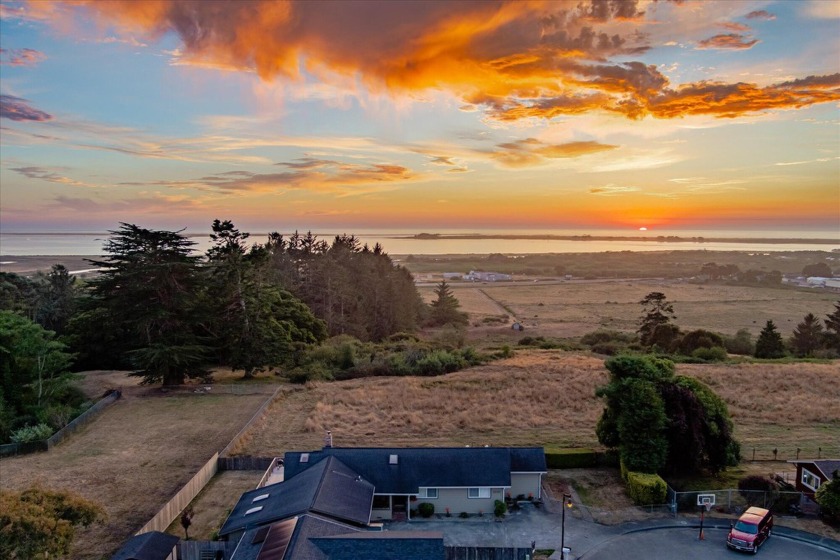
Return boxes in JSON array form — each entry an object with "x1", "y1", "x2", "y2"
[{"x1": 220, "y1": 456, "x2": 373, "y2": 536}]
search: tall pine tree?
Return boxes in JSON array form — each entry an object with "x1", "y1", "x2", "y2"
[{"x1": 754, "y1": 320, "x2": 786, "y2": 359}]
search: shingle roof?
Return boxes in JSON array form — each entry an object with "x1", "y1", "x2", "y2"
[
  {"x1": 789, "y1": 459, "x2": 840, "y2": 479},
  {"x1": 110, "y1": 531, "x2": 179, "y2": 560},
  {"x1": 284, "y1": 447, "x2": 546, "y2": 494},
  {"x1": 220, "y1": 456, "x2": 373, "y2": 536},
  {"x1": 310, "y1": 531, "x2": 446, "y2": 560}
]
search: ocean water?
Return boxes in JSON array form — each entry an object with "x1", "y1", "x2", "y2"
[{"x1": 0, "y1": 229, "x2": 837, "y2": 256}]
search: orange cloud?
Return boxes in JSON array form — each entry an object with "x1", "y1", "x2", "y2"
[
  {"x1": 122, "y1": 158, "x2": 419, "y2": 195},
  {"x1": 0, "y1": 47, "x2": 46, "y2": 66},
  {"x1": 491, "y1": 138, "x2": 618, "y2": 167},
  {"x1": 21, "y1": 0, "x2": 840, "y2": 122},
  {"x1": 697, "y1": 33, "x2": 758, "y2": 50}
]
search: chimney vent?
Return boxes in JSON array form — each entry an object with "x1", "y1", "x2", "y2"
[{"x1": 324, "y1": 430, "x2": 333, "y2": 448}]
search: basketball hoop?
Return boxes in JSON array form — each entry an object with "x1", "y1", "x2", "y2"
[{"x1": 697, "y1": 494, "x2": 715, "y2": 541}]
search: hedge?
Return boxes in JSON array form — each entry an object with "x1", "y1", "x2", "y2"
[
  {"x1": 544, "y1": 448, "x2": 618, "y2": 469},
  {"x1": 625, "y1": 471, "x2": 667, "y2": 505}
]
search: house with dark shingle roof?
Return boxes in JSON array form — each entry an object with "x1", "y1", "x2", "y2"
[
  {"x1": 220, "y1": 456, "x2": 375, "y2": 543},
  {"x1": 788, "y1": 458, "x2": 840, "y2": 499},
  {"x1": 284, "y1": 447, "x2": 546, "y2": 520}
]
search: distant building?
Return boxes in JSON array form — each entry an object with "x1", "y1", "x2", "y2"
[
  {"x1": 465, "y1": 270, "x2": 512, "y2": 282},
  {"x1": 442, "y1": 272, "x2": 462, "y2": 280}
]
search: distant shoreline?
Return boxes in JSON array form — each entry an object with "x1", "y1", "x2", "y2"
[{"x1": 409, "y1": 233, "x2": 839, "y2": 244}]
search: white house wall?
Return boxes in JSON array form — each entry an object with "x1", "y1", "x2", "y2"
[
  {"x1": 510, "y1": 472, "x2": 543, "y2": 500},
  {"x1": 415, "y1": 487, "x2": 506, "y2": 516}
]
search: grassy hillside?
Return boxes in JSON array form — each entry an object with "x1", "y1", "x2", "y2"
[{"x1": 238, "y1": 351, "x2": 840, "y2": 460}]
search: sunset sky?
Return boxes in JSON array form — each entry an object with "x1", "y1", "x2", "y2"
[{"x1": 1, "y1": 0, "x2": 838, "y2": 234}]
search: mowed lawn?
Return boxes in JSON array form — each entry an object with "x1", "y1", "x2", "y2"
[
  {"x1": 419, "y1": 279, "x2": 840, "y2": 340},
  {"x1": 0, "y1": 384, "x2": 270, "y2": 560},
  {"x1": 238, "y1": 351, "x2": 840, "y2": 461}
]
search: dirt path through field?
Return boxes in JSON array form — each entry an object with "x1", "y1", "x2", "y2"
[{"x1": 477, "y1": 288, "x2": 516, "y2": 322}]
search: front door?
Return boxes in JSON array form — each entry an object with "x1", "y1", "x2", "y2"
[{"x1": 392, "y1": 495, "x2": 408, "y2": 521}]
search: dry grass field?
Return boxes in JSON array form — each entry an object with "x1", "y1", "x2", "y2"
[
  {"x1": 0, "y1": 378, "x2": 271, "y2": 559},
  {"x1": 237, "y1": 350, "x2": 840, "y2": 460},
  {"x1": 419, "y1": 279, "x2": 839, "y2": 342}
]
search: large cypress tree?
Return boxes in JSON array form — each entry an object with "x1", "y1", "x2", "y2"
[{"x1": 75, "y1": 224, "x2": 207, "y2": 385}]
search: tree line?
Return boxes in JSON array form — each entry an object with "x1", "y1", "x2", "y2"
[
  {"x1": 577, "y1": 292, "x2": 840, "y2": 360},
  {"x1": 0, "y1": 221, "x2": 434, "y2": 442}
]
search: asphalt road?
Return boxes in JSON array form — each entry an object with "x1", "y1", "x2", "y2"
[{"x1": 579, "y1": 527, "x2": 840, "y2": 559}]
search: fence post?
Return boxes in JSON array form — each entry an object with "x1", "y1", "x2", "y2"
[{"x1": 796, "y1": 448, "x2": 800, "y2": 460}]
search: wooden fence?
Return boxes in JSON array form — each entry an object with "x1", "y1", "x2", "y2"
[
  {"x1": 0, "y1": 390, "x2": 121, "y2": 458},
  {"x1": 445, "y1": 547, "x2": 534, "y2": 560},
  {"x1": 746, "y1": 445, "x2": 838, "y2": 462},
  {"x1": 136, "y1": 452, "x2": 219, "y2": 535},
  {"x1": 220, "y1": 387, "x2": 283, "y2": 457}
]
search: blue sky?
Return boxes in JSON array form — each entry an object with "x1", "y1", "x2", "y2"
[{"x1": 1, "y1": 0, "x2": 838, "y2": 233}]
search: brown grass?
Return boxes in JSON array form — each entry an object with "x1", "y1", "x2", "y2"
[
  {"x1": 238, "y1": 350, "x2": 840, "y2": 460},
  {"x1": 419, "y1": 279, "x2": 840, "y2": 341},
  {"x1": 164, "y1": 471, "x2": 261, "y2": 540},
  {"x1": 0, "y1": 380, "x2": 270, "y2": 560}
]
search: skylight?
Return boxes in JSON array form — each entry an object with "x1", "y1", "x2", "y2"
[
  {"x1": 245, "y1": 506, "x2": 264, "y2": 515},
  {"x1": 389, "y1": 454, "x2": 398, "y2": 465},
  {"x1": 301, "y1": 453, "x2": 309, "y2": 463},
  {"x1": 252, "y1": 493, "x2": 269, "y2": 503}
]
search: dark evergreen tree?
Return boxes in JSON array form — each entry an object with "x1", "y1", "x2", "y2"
[
  {"x1": 73, "y1": 224, "x2": 207, "y2": 385},
  {"x1": 824, "y1": 301, "x2": 840, "y2": 353},
  {"x1": 637, "y1": 292, "x2": 676, "y2": 347},
  {"x1": 31, "y1": 265, "x2": 78, "y2": 335},
  {"x1": 428, "y1": 280, "x2": 468, "y2": 327},
  {"x1": 790, "y1": 313, "x2": 824, "y2": 357},
  {"x1": 205, "y1": 220, "x2": 326, "y2": 378},
  {"x1": 754, "y1": 320, "x2": 786, "y2": 359},
  {"x1": 264, "y1": 231, "x2": 422, "y2": 341}
]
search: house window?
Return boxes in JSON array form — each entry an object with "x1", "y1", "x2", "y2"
[
  {"x1": 802, "y1": 469, "x2": 821, "y2": 491},
  {"x1": 419, "y1": 488, "x2": 438, "y2": 499},
  {"x1": 468, "y1": 488, "x2": 491, "y2": 499},
  {"x1": 372, "y1": 495, "x2": 391, "y2": 509}
]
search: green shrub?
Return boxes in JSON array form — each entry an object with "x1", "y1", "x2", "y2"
[
  {"x1": 625, "y1": 471, "x2": 667, "y2": 505},
  {"x1": 494, "y1": 499, "x2": 507, "y2": 518},
  {"x1": 545, "y1": 448, "x2": 599, "y2": 469},
  {"x1": 418, "y1": 502, "x2": 435, "y2": 518},
  {"x1": 691, "y1": 346, "x2": 728, "y2": 362},
  {"x1": 10, "y1": 423, "x2": 53, "y2": 443}
]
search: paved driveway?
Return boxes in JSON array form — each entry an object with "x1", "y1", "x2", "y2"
[
  {"x1": 581, "y1": 527, "x2": 840, "y2": 560},
  {"x1": 386, "y1": 507, "x2": 840, "y2": 559}
]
